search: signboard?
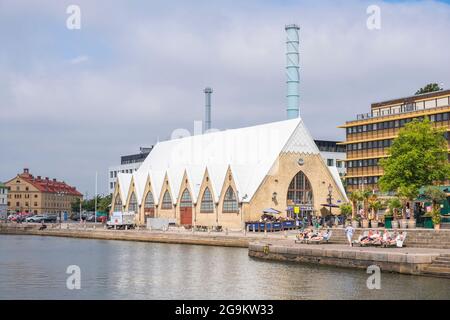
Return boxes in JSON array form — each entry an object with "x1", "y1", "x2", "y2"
[{"x1": 294, "y1": 206, "x2": 300, "y2": 214}]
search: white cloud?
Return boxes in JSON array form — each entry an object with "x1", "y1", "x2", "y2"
[
  {"x1": 0, "y1": 0, "x2": 450, "y2": 194},
  {"x1": 69, "y1": 55, "x2": 89, "y2": 65}
]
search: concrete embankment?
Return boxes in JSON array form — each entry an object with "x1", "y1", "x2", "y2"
[
  {"x1": 248, "y1": 240, "x2": 450, "y2": 278},
  {"x1": 0, "y1": 223, "x2": 261, "y2": 248}
]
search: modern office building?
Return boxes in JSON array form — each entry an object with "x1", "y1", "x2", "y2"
[
  {"x1": 4, "y1": 168, "x2": 83, "y2": 214},
  {"x1": 339, "y1": 89, "x2": 450, "y2": 192},
  {"x1": 314, "y1": 140, "x2": 346, "y2": 177},
  {"x1": 108, "y1": 147, "x2": 152, "y2": 194},
  {"x1": 0, "y1": 182, "x2": 8, "y2": 218}
]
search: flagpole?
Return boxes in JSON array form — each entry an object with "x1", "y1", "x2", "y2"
[{"x1": 95, "y1": 171, "x2": 98, "y2": 224}]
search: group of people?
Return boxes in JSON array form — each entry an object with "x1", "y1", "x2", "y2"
[
  {"x1": 345, "y1": 225, "x2": 406, "y2": 247},
  {"x1": 296, "y1": 228, "x2": 332, "y2": 243}
]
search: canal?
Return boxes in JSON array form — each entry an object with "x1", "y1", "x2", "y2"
[{"x1": 0, "y1": 235, "x2": 449, "y2": 299}]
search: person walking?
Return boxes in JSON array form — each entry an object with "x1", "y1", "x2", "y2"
[{"x1": 345, "y1": 224, "x2": 355, "y2": 247}]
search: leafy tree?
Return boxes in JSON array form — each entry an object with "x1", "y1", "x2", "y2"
[
  {"x1": 368, "y1": 194, "x2": 383, "y2": 221},
  {"x1": 423, "y1": 186, "x2": 447, "y2": 212},
  {"x1": 71, "y1": 198, "x2": 81, "y2": 213},
  {"x1": 70, "y1": 194, "x2": 112, "y2": 216},
  {"x1": 397, "y1": 185, "x2": 419, "y2": 219},
  {"x1": 415, "y1": 83, "x2": 443, "y2": 95},
  {"x1": 98, "y1": 194, "x2": 112, "y2": 213},
  {"x1": 348, "y1": 191, "x2": 363, "y2": 220},
  {"x1": 379, "y1": 118, "x2": 450, "y2": 194},
  {"x1": 386, "y1": 197, "x2": 402, "y2": 220},
  {"x1": 361, "y1": 190, "x2": 372, "y2": 219},
  {"x1": 339, "y1": 203, "x2": 352, "y2": 218},
  {"x1": 423, "y1": 186, "x2": 446, "y2": 226}
]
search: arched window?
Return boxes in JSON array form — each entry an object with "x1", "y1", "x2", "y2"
[
  {"x1": 287, "y1": 171, "x2": 313, "y2": 205},
  {"x1": 113, "y1": 194, "x2": 122, "y2": 212},
  {"x1": 128, "y1": 192, "x2": 137, "y2": 213},
  {"x1": 180, "y1": 189, "x2": 192, "y2": 207},
  {"x1": 161, "y1": 190, "x2": 172, "y2": 209},
  {"x1": 144, "y1": 191, "x2": 154, "y2": 209},
  {"x1": 200, "y1": 187, "x2": 214, "y2": 213},
  {"x1": 223, "y1": 187, "x2": 238, "y2": 213}
]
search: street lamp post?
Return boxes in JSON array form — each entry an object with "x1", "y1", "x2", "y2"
[
  {"x1": 56, "y1": 191, "x2": 66, "y2": 229},
  {"x1": 327, "y1": 184, "x2": 333, "y2": 227}
]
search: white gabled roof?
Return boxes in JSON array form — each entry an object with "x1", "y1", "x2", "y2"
[
  {"x1": 328, "y1": 166, "x2": 348, "y2": 202},
  {"x1": 119, "y1": 118, "x2": 340, "y2": 205},
  {"x1": 117, "y1": 173, "x2": 132, "y2": 203}
]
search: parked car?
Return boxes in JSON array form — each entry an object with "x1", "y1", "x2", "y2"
[
  {"x1": 26, "y1": 214, "x2": 57, "y2": 223},
  {"x1": 26, "y1": 215, "x2": 47, "y2": 223},
  {"x1": 9, "y1": 213, "x2": 32, "y2": 223},
  {"x1": 43, "y1": 214, "x2": 58, "y2": 223}
]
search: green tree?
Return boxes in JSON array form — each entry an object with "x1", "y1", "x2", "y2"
[
  {"x1": 397, "y1": 185, "x2": 419, "y2": 219},
  {"x1": 71, "y1": 198, "x2": 81, "y2": 213},
  {"x1": 415, "y1": 83, "x2": 443, "y2": 95},
  {"x1": 361, "y1": 190, "x2": 372, "y2": 219},
  {"x1": 423, "y1": 186, "x2": 447, "y2": 212},
  {"x1": 348, "y1": 191, "x2": 363, "y2": 220},
  {"x1": 387, "y1": 197, "x2": 402, "y2": 220},
  {"x1": 98, "y1": 194, "x2": 112, "y2": 213},
  {"x1": 379, "y1": 118, "x2": 450, "y2": 194},
  {"x1": 339, "y1": 203, "x2": 352, "y2": 219},
  {"x1": 368, "y1": 194, "x2": 383, "y2": 221}
]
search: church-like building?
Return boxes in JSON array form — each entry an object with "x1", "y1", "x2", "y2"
[{"x1": 110, "y1": 118, "x2": 347, "y2": 229}]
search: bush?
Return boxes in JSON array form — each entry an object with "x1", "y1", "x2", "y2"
[{"x1": 431, "y1": 209, "x2": 441, "y2": 225}]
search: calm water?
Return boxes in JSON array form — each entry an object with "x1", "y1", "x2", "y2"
[{"x1": 0, "y1": 235, "x2": 449, "y2": 300}]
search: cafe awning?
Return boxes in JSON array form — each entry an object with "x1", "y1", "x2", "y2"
[{"x1": 262, "y1": 208, "x2": 281, "y2": 214}]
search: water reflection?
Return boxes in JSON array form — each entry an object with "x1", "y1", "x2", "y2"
[{"x1": 0, "y1": 235, "x2": 449, "y2": 299}]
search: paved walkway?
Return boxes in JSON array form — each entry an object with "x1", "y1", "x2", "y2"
[{"x1": 254, "y1": 239, "x2": 450, "y2": 254}]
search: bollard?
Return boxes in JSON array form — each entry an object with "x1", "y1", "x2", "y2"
[
  {"x1": 93, "y1": 225, "x2": 96, "y2": 230},
  {"x1": 225, "y1": 228, "x2": 228, "y2": 236},
  {"x1": 125, "y1": 225, "x2": 128, "y2": 231},
  {"x1": 104, "y1": 224, "x2": 107, "y2": 230},
  {"x1": 208, "y1": 227, "x2": 211, "y2": 235},
  {"x1": 284, "y1": 230, "x2": 287, "y2": 238},
  {"x1": 114, "y1": 225, "x2": 117, "y2": 230},
  {"x1": 264, "y1": 228, "x2": 267, "y2": 238}
]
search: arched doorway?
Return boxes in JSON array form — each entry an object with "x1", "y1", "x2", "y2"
[
  {"x1": 144, "y1": 191, "x2": 155, "y2": 221},
  {"x1": 287, "y1": 171, "x2": 314, "y2": 220},
  {"x1": 179, "y1": 189, "x2": 193, "y2": 225}
]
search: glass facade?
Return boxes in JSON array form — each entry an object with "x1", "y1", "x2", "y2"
[
  {"x1": 223, "y1": 187, "x2": 238, "y2": 213},
  {"x1": 200, "y1": 188, "x2": 214, "y2": 213}
]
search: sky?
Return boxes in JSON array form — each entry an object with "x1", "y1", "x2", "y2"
[{"x1": 1, "y1": 0, "x2": 450, "y2": 196}]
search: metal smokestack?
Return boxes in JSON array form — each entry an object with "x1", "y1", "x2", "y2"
[
  {"x1": 285, "y1": 24, "x2": 300, "y2": 119},
  {"x1": 204, "y1": 87, "x2": 213, "y2": 132}
]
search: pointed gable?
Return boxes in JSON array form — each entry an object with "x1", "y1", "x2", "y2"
[{"x1": 126, "y1": 118, "x2": 341, "y2": 205}]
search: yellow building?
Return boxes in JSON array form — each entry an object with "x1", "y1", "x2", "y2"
[
  {"x1": 111, "y1": 118, "x2": 348, "y2": 229},
  {"x1": 339, "y1": 89, "x2": 450, "y2": 192},
  {"x1": 5, "y1": 168, "x2": 83, "y2": 215}
]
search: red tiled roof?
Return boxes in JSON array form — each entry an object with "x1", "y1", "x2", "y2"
[{"x1": 19, "y1": 172, "x2": 83, "y2": 197}]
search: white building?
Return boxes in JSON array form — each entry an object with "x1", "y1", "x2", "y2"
[
  {"x1": 111, "y1": 118, "x2": 348, "y2": 229},
  {"x1": 314, "y1": 140, "x2": 346, "y2": 177},
  {"x1": 108, "y1": 147, "x2": 152, "y2": 194},
  {"x1": 0, "y1": 182, "x2": 8, "y2": 219}
]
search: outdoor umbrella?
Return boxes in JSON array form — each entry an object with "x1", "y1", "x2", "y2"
[{"x1": 262, "y1": 208, "x2": 281, "y2": 214}]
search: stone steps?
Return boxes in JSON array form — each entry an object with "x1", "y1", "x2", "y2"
[
  {"x1": 422, "y1": 254, "x2": 450, "y2": 278},
  {"x1": 422, "y1": 271, "x2": 450, "y2": 278}
]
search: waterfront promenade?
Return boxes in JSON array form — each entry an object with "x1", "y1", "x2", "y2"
[{"x1": 2, "y1": 222, "x2": 450, "y2": 278}]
